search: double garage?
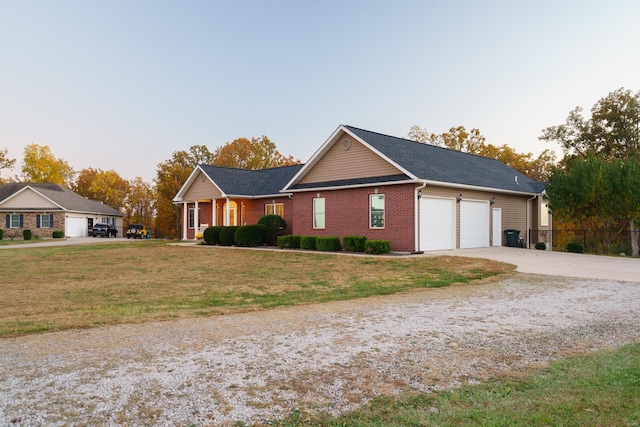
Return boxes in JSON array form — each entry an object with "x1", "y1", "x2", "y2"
[{"x1": 419, "y1": 196, "x2": 496, "y2": 251}]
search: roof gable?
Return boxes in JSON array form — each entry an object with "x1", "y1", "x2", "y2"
[
  {"x1": 0, "y1": 183, "x2": 123, "y2": 216},
  {"x1": 343, "y1": 126, "x2": 543, "y2": 194}
]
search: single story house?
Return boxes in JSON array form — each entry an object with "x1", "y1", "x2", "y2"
[
  {"x1": 0, "y1": 183, "x2": 124, "y2": 238},
  {"x1": 174, "y1": 125, "x2": 550, "y2": 252}
]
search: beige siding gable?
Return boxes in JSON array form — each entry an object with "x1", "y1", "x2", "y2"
[
  {"x1": 299, "y1": 132, "x2": 403, "y2": 185},
  {"x1": 183, "y1": 171, "x2": 223, "y2": 201},
  {"x1": 0, "y1": 188, "x2": 59, "y2": 209}
]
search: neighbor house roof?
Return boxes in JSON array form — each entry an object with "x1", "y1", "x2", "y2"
[
  {"x1": 0, "y1": 183, "x2": 123, "y2": 216},
  {"x1": 284, "y1": 125, "x2": 544, "y2": 195},
  {"x1": 174, "y1": 164, "x2": 305, "y2": 201}
]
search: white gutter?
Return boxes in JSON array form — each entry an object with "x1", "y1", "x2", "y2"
[{"x1": 414, "y1": 181, "x2": 428, "y2": 253}]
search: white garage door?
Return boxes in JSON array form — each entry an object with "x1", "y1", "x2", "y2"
[
  {"x1": 460, "y1": 200, "x2": 489, "y2": 249},
  {"x1": 66, "y1": 217, "x2": 86, "y2": 237},
  {"x1": 420, "y1": 197, "x2": 456, "y2": 251}
]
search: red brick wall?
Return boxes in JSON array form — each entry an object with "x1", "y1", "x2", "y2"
[{"x1": 291, "y1": 184, "x2": 416, "y2": 252}]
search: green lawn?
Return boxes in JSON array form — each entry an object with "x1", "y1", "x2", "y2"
[
  {"x1": 276, "y1": 343, "x2": 640, "y2": 426},
  {"x1": 0, "y1": 240, "x2": 511, "y2": 337}
]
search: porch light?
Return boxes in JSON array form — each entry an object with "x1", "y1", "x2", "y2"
[
  {"x1": 490, "y1": 197, "x2": 496, "y2": 205},
  {"x1": 417, "y1": 189, "x2": 422, "y2": 199},
  {"x1": 457, "y1": 194, "x2": 463, "y2": 202}
]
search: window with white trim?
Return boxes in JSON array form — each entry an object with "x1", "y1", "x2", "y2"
[
  {"x1": 370, "y1": 194, "x2": 385, "y2": 228},
  {"x1": 40, "y1": 214, "x2": 52, "y2": 228},
  {"x1": 313, "y1": 198, "x2": 325, "y2": 229},
  {"x1": 188, "y1": 208, "x2": 195, "y2": 229},
  {"x1": 540, "y1": 202, "x2": 550, "y2": 227},
  {"x1": 8, "y1": 214, "x2": 22, "y2": 228},
  {"x1": 265, "y1": 203, "x2": 284, "y2": 217}
]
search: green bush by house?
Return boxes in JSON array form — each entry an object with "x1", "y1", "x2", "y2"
[
  {"x1": 343, "y1": 236, "x2": 367, "y2": 252},
  {"x1": 257, "y1": 215, "x2": 287, "y2": 246},
  {"x1": 300, "y1": 236, "x2": 317, "y2": 250},
  {"x1": 316, "y1": 236, "x2": 341, "y2": 252},
  {"x1": 219, "y1": 226, "x2": 238, "y2": 246},
  {"x1": 567, "y1": 241, "x2": 584, "y2": 253},
  {"x1": 52, "y1": 230, "x2": 64, "y2": 239},
  {"x1": 235, "y1": 224, "x2": 268, "y2": 247},
  {"x1": 277, "y1": 235, "x2": 301, "y2": 249},
  {"x1": 203, "y1": 226, "x2": 223, "y2": 245},
  {"x1": 0, "y1": 229, "x2": 3, "y2": 240},
  {"x1": 23, "y1": 229, "x2": 32, "y2": 240},
  {"x1": 535, "y1": 242, "x2": 546, "y2": 250},
  {"x1": 365, "y1": 240, "x2": 391, "y2": 255}
]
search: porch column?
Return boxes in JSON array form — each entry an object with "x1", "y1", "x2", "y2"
[
  {"x1": 225, "y1": 197, "x2": 230, "y2": 226},
  {"x1": 212, "y1": 198, "x2": 217, "y2": 226},
  {"x1": 194, "y1": 200, "x2": 199, "y2": 240},
  {"x1": 182, "y1": 202, "x2": 188, "y2": 240}
]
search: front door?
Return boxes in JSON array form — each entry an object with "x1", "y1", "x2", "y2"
[{"x1": 492, "y1": 208, "x2": 502, "y2": 247}]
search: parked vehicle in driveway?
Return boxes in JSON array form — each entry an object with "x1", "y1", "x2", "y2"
[
  {"x1": 126, "y1": 224, "x2": 146, "y2": 239},
  {"x1": 91, "y1": 223, "x2": 117, "y2": 238}
]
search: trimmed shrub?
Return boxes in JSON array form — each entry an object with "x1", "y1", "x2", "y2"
[
  {"x1": 567, "y1": 241, "x2": 584, "y2": 254},
  {"x1": 257, "y1": 215, "x2": 287, "y2": 246},
  {"x1": 0, "y1": 228, "x2": 3, "y2": 240},
  {"x1": 203, "y1": 226, "x2": 223, "y2": 245},
  {"x1": 300, "y1": 236, "x2": 317, "y2": 250},
  {"x1": 219, "y1": 226, "x2": 238, "y2": 246},
  {"x1": 343, "y1": 236, "x2": 367, "y2": 252},
  {"x1": 316, "y1": 236, "x2": 341, "y2": 252},
  {"x1": 23, "y1": 229, "x2": 32, "y2": 240},
  {"x1": 235, "y1": 224, "x2": 268, "y2": 247},
  {"x1": 278, "y1": 235, "x2": 301, "y2": 249},
  {"x1": 365, "y1": 240, "x2": 391, "y2": 255},
  {"x1": 535, "y1": 242, "x2": 546, "y2": 250},
  {"x1": 52, "y1": 230, "x2": 64, "y2": 239}
]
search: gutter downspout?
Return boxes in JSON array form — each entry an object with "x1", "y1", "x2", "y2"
[
  {"x1": 414, "y1": 181, "x2": 428, "y2": 253},
  {"x1": 526, "y1": 194, "x2": 537, "y2": 249}
]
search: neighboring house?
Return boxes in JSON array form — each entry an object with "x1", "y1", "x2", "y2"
[
  {"x1": 175, "y1": 125, "x2": 550, "y2": 251},
  {"x1": 0, "y1": 183, "x2": 124, "y2": 238},
  {"x1": 173, "y1": 164, "x2": 304, "y2": 240}
]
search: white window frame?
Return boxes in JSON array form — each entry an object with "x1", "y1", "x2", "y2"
[
  {"x1": 41, "y1": 214, "x2": 52, "y2": 228},
  {"x1": 10, "y1": 214, "x2": 21, "y2": 228},
  {"x1": 313, "y1": 198, "x2": 325, "y2": 229},
  {"x1": 541, "y1": 202, "x2": 550, "y2": 227},
  {"x1": 188, "y1": 208, "x2": 195, "y2": 229},
  {"x1": 369, "y1": 194, "x2": 385, "y2": 229},
  {"x1": 265, "y1": 203, "x2": 284, "y2": 217}
]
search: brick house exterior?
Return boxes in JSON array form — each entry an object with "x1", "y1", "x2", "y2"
[
  {"x1": 175, "y1": 125, "x2": 550, "y2": 251},
  {"x1": 0, "y1": 183, "x2": 123, "y2": 238}
]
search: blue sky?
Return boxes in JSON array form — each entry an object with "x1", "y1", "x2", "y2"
[{"x1": 2, "y1": 1, "x2": 640, "y2": 182}]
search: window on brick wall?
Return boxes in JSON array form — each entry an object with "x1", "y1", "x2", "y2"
[
  {"x1": 265, "y1": 203, "x2": 284, "y2": 217},
  {"x1": 188, "y1": 208, "x2": 195, "y2": 229},
  {"x1": 313, "y1": 198, "x2": 325, "y2": 229},
  {"x1": 5, "y1": 214, "x2": 23, "y2": 228},
  {"x1": 37, "y1": 214, "x2": 54, "y2": 228},
  {"x1": 370, "y1": 194, "x2": 385, "y2": 228}
]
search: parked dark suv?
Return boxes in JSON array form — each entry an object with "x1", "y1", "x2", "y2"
[{"x1": 91, "y1": 223, "x2": 117, "y2": 238}]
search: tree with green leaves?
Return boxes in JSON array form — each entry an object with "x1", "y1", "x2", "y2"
[
  {"x1": 541, "y1": 88, "x2": 640, "y2": 255},
  {"x1": 546, "y1": 155, "x2": 640, "y2": 254},
  {"x1": 20, "y1": 144, "x2": 75, "y2": 186}
]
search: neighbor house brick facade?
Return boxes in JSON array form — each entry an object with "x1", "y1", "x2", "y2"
[
  {"x1": 0, "y1": 183, "x2": 124, "y2": 238},
  {"x1": 175, "y1": 125, "x2": 550, "y2": 251}
]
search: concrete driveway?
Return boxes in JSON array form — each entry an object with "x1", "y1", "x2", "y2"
[{"x1": 427, "y1": 246, "x2": 639, "y2": 282}]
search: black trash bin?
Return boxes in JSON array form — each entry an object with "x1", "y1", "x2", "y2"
[{"x1": 504, "y1": 229, "x2": 520, "y2": 247}]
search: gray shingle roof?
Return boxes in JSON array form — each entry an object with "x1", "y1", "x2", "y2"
[
  {"x1": 345, "y1": 125, "x2": 544, "y2": 194},
  {"x1": 0, "y1": 183, "x2": 123, "y2": 216},
  {"x1": 199, "y1": 164, "x2": 304, "y2": 196}
]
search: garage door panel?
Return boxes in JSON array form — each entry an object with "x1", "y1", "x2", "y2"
[
  {"x1": 460, "y1": 200, "x2": 489, "y2": 249},
  {"x1": 420, "y1": 197, "x2": 455, "y2": 251},
  {"x1": 66, "y1": 217, "x2": 86, "y2": 237}
]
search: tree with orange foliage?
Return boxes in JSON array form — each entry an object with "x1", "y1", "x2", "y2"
[{"x1": 213, "y1": 136, "x2": 299, "y2": 170}]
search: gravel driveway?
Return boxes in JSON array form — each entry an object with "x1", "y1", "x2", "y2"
[{"x1": 2, "y1": 271, "x2": 639, "y2": 426}]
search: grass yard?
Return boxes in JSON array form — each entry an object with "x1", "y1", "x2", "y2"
[
  {"x1": 0, "y1": 240, "x2": 512, "y2": 337},
  {"x1": 276, "y1": 343, "x2": 640, "y2": 427}
]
